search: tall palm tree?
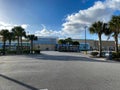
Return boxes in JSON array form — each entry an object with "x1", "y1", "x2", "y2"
[
  {"x1": 7, "y1": 31, "x2": 15, "y2": 51},
  {"x1": 20, "y1": 31, "x2": 26, "y2": 53},
  {"x1": 72, "y1": 41, "x2": 79, "y2": 45},
  {"x1": 12, "y1": 26, "x2": 26, "y2": 54},
  {"x1": 58, "y1": 39, "x2": 66, "y2": 44},
  {"x1": 27, "y1": 34, "x2": 38, "y2": 53},
  {"x1": 109, "y1": 15, "x2": 120, "y2": 53},
  {"x1": 65, "y1": 38, "x2": 73, "y2": 44},
  {"x1": 89, "y1": 21, "x2": 106, "y2": 57},
  {"x1": 0, "y1": 29, "x2": 9, "y2": 55}
]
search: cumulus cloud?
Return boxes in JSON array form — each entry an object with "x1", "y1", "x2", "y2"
[
  {"x1": 62, "y1": 0, "x2": 120, "y2": 35},
  {"x1": 1, "y1": 0, "x2": 120, "y2": 39},
  {"x1": 35, "y1": 24, "x2": 65, "y2": 38},
  {"x1": 0, "y1": 21, "x2": 13, "y2": 30},
  {"x1": 0, "y1": 21, "x2": 28, "y2": 31},
  {"x1": 35, "y1": 24, "x2": 85, "y2": 39},
  {"x1": 106, "y1": 0, "x2": 120, "y2": 10},
  {"x1": 21, "y1": 24, "x2": 28, "y2": 29},
  {"x1": 35, "y1": 0, "x2": 120, "y2": 39}
]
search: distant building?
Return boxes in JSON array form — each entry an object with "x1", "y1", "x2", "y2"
[
  {"x1": 0, "y1": 36, "x2": 58, "y2": 51},
  {"x1": 57, "y1": 44, "x2": 79, "y2": 52},
  {"x1": 33, "y1": 37, "x2": 58, "y2": 51},
  {"x1": 79, "y1": 43, "x2": 90, "y2": 51},
  {"x1": 0, "y1": 40, "x2": 30, "y2": 50},
  {"x1": 0, "y1": 36, "x2": 116, "y2": 51},
  {"x1": 73, "y1": 39, "x2": 115, "y2": 51}
]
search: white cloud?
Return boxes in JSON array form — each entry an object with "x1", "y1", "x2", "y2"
[
  {"x1": 62, "y1": 0, "x2": 120, "y2": 35},
  {"x1": 35, "y1": 0, "x2": 120, "y2": 39},
  {"x1": 106, "y1": 0, "x2": 120, "y2": 10},
  {"x1": 21, "y1": 24, "x2": 28, "y2": 29},
  {"x1": 35, "y1": 24, "x2": 85, "y2": 39},
  {"x1": 0, "y1": 21, "x2": 13, "y2": 30},
  {"x1": 1, "y1": 0, "x2": 120, "y2": 40},
  {"x1": 35, "y1": 24, "x2": 65, "y2": 38},
  {"x1": 0, "y1": 21, "x2": 28, "y2": 31}
]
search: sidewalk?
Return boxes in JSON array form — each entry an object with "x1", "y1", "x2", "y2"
[{"x1": 80, "y1": 52, "x2": 113, "y2": 62}]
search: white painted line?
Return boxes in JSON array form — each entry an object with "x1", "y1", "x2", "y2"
[{"x1": 40, "y1": 89, "x2": 48, "y2": 90}]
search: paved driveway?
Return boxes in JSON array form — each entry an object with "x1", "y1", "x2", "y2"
[{"x1": 0, "y1": 51, "x2": 120, "y2": 90}]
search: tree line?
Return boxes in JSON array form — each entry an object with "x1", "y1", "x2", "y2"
[
  {"x1": 58, "y1": 15, "x2": 120, "y2": 57},
  {"x1": 58, "y1": 38, "x2": 79, "y2": 45},
  {"x1": 0, "y1": 26, "x2": 38, "y2": 55},
  {"x1": 89, "y1": 15, "x2": 120, "y2": 57}
]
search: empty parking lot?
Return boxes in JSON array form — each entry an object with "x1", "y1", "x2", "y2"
[{"x1": 0, "y1": 51, "x2": 120, "y2": 90}]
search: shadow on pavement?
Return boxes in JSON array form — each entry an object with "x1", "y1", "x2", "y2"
[
  {"x1": 23, "y1": 52, "x2": 116, "y2": 64},
  {"x1": 0, "y1": 74, "x2": 39, "y2": 90}
]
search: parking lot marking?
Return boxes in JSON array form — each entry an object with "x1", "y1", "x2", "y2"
[{"x1": 40, "y1": 89, "x2": 48, "y2": 90}]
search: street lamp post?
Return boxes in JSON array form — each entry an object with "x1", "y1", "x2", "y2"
[{"x1": 84, "y1": 26, "x2": 87, "y2": 54}]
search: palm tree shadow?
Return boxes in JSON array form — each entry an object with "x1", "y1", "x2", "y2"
[
  {"x1": 24, "y1": 53, "x2": 116, "y2": 63},
  {"x1": 0, "y1": 74, "x2": 39, "y2": 90}
]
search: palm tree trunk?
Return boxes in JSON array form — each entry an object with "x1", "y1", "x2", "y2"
[
  {"x1": 30, "y1": 40, "x2": 33, "y2": 54},
  {"x1": 3, "y1": 40, "x2": 6, "y2": 55},
  {"x1": 17, "y1": 36, "x2": 20, "y2": 54},
  {"x1": 98, "y1": 34, "x2": 102, "y2": 57},
  {"x1": 114, "y1": 34, "x2": 119, "y2": 53},
  {"x1": 20, "y1": 36, "x2": 23, "y2": 54},
  {"x1": 9, "y1": 40, "x2": 11, "y2": 51}
]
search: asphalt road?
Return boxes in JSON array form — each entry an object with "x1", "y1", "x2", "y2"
[{"x1": 0, "y1": 51, "x2": 120, "y2": 90}]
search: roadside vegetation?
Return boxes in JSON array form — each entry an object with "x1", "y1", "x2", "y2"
[
  {"x1": 58, "y1": 38, "x2": 80, "y2": 52},
  {"x1": 0, "y1": 26, "x2": 39, "y2": 55},
  {"x1": 0, "y1": 15, "x2": 120, "y2": 59},
  {"x1": 89, "y1": 15, "x2": 120, "y2": 60},
  {"x1": 58, "y1": 38, "x2": 79, "y2": 45}
]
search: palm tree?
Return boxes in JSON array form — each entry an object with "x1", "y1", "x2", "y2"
[
  {"x1": 27, "y1": 34, "x2": 38, "y2": 53},
  {"x1": 72, "y1": 41, "x2": 79, "y2": 45},
  {"x1": 20, "y1": 31, "x2": 26, "y2": 53},
  {"x1": 12, "y1": 26, "x2": 26, "y2": 54},
  {"x1": 89, "y1": 21, "x2": 106, "y2": 57},
  {"x1": 58, "y1": 39, "x2": 66, "y2": 44},
  {"x1": 65, "y1": 37, "x2": 73, "y2": 45},
  {"x1": 109, "y1": 15, "x2": 120, "y2": 53},
  {"x1": 0, "y1": 29, "x2": 9, "y2": 55},
  {"x1": 7, "y1": 31, "x2": 15, "y2": 51}
]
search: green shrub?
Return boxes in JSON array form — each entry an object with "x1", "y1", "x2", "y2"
[
  {"x1": 7, "y1": 50, "x2": 17, "y2": 54},
  {"x1": 0, "y1": 49, "x2": 3, "y2": 53},
  {"x1": 0, "y1": 49, "x2": 3, "y2": 51},
  {"x1": 101, "y1": 52, "x2": 106, "y2": 57},
  {"x1": 34, "y1": 50, "x2": 41, "y2": 54},
  {"x1": 23, "y1": 50, "x2": 30, "y2": 54},
  {"x1": 91, "y1": 52, "x2": 99, "y2": 56},
  {"x1": 112, "y1": 52, "x2": 120, "y2": 59}
]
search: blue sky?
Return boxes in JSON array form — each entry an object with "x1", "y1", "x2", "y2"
[{"x1": 0, "y1": 0, "x2": 120, "y2": 40}]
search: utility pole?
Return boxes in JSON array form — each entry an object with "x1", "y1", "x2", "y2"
[{"x1": 84, "y1": 26, "x2": 87, "y2": 54}]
